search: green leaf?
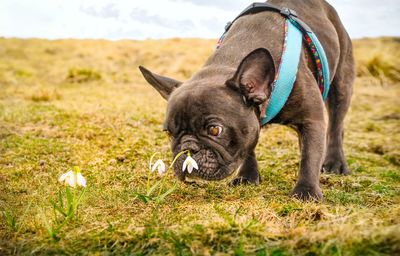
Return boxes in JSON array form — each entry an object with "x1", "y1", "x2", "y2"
[
  {"x1": 50, "y1": 199, "x2": 67, "y2": 217},
  {"x1": 58, "y1": 190, "x2": 64, "y2": 209},
  {"x1": 147, "y1": 179, "x2": 162, "y2": 196},
  {"x1": 14, "y1": 201, "x2": 33, "y2": 235},
  {"x1": 3, "y1": 211, "x2": 17, "y2": 230},
  {"x1": 133, "y1": 192, "x2": 150, "y2": 203},
  {"x1": 156, "y1": 183, "x2": 177, "y2": 203},
  {"x1": 65, "y1": 187, "x2": 73, "y2": 206},
  {"x1": 40, "y1": 208, "x2": 59, "y2": 241},
  {"x1": 75, "y1": 187, "x2": 87, "y2": 208},
  {"x1": 65, "y1": 187, "x2": 74, "y2": 217}
]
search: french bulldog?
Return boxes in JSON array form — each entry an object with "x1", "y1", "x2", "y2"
[{"x1": 139, "y1": 0, "x2": 354, "y2": 201}]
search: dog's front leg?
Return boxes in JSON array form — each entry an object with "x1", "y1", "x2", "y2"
[
  {"x1": 291, "y1": 120, "x2": 326, "y2": 201},
  {"x1": 230, "y1": 151, "x2": 260, "y2": 186}
]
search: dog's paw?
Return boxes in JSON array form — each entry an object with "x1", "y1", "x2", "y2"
[
  {"x1": 229, "y1": 176, "x2": 259, "y2": 186},
  {"x1": 322, "y1": 155, "x2": 350, "y2": 175},
  {"x1": 290, "y1": 184, "x2": 323, "y2": 201}
]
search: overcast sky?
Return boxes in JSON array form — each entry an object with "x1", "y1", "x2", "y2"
[{"x1": 1, "y1": 0, "x2": 399, "y2": 40}]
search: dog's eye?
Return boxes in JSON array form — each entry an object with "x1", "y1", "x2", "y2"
[{"x1": 208, "y1": 126, "x2": 222, "y2": 136}]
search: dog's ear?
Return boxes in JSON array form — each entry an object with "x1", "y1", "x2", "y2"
[
  {"x1": 139, "y1": 66, "x2": 182, "y2": 100},
  {"x1": 226, "y1": 48, "x2": 275, "y2": 107}
]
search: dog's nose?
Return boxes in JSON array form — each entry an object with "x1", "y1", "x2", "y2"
[
  {"x1": 180, "y1": 135, "x2": 200, "y2": 154},
  {"x1": 181, "y1": 142, "x2": 200, "y2": 154}
]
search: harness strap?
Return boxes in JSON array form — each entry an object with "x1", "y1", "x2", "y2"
[
  {"x1": 217, "y1": 2, "x2": 331, "y2": 125},
  {"x1": 224, "y1": 3, "x2": 314, "y2": 33},
  {"x1": 261, "y1": 19, "x2": 302, "y2": 125},
  {"x1": 224, "y1": 2, "x2": 288, "y2": 31}
]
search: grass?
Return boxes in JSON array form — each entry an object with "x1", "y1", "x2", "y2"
[{"x1": 0, "y1": 37, "x2": 399, "y2": 255}]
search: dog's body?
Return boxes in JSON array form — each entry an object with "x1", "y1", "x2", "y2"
[{"x1": 139, "y1": 0, "x2": 354, "y2": 200}]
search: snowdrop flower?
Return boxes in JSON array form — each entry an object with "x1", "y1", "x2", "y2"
[
  {"x1": 182, "y1": 155, "x2": 198, "y2": 174},
  {"x1": 58, "y1": 169, "x2": 86, "y2": 188},
  {"x1": 151, "y1": 159, "x2": 166, "y2": 175}
]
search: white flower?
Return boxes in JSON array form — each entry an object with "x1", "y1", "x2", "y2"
[
  {"x1": 151, "y1": 159, "x2": 166, "y2": 175},
  {"x1": 182, "y1": 155, "x2": 198, "y2": 174},
  {"x1": 58, "y1": 170, "x2": 86, "y2": 187}
]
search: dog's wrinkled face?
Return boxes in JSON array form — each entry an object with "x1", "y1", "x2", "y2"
[
  {"x1": 139, "y1": 48, "x2": 275, "y2": 181},
  {"x1": 164, "y1": 85, "x2": 260, "y2": 181}
]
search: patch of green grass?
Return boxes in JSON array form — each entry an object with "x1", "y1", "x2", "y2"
[
  {"x1": 2, "y1": 210, "x2": 17, "y2": 231},
  {"x1": 0, "y1": 37, "x2": 399, "y2": 255},
  {"x1": 277, "y1": 203, "x2": 303, "y2": 217},
  {"x1": 324, "y1": 190, "x2": 364, "y2": 205},
  {"x1": 380, "y1": 169, "x2": 400, "y2": 182}
]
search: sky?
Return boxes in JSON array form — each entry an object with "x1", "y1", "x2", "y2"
[{"x1": 1, "y1": 0, "x2": 399, "y2": 40}]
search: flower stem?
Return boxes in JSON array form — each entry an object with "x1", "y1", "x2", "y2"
[
  {"x1": 157, "y1": 172, "x2": 168, "y2": 198},
  {"x1": 168, "y1": 150, "x2": 189, "y2": 169},
  {"x1": 156, "y1": 150, "x2": 189, "y2": 199}
]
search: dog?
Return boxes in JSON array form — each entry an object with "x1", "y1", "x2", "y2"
[{"x1": 139, "y1": 0, "x2": 354, "y2": 201}]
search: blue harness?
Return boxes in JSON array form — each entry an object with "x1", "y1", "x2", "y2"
[{"x1": 217, "y1": 2, "x2": 330, "y2": 126}]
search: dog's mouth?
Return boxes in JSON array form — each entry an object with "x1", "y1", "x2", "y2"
[{"x1": 173, "y1": 149, "x2": 236, "y2": 181}]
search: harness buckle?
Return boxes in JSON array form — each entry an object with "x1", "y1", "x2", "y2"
[
  {"x1": 225, "y1": 21, "x2": 232, "y2": 31},
  {"x1": 280, "y1": 8, "x2": 297, "y2": 17}
]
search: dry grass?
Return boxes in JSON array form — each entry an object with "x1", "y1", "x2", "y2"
[
  {"x1": 0, "y1": 37, "x2": 399, "y2": 255},
  {"x1": 353, "y1": 37, "x2": 400, "y2": 84}
]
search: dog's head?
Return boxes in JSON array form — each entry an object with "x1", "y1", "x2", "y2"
[{"x1": 139, "y1": 48, "x2": 275, "y2": 181}]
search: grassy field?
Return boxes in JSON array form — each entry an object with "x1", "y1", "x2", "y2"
[{"x1": 0, "y1": 37, "x2": 399, "y2": 255}]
